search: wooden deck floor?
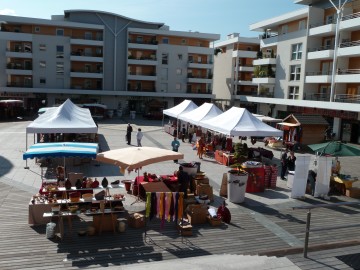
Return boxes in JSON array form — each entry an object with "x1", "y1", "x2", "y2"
[{"x1": 1, "y1": 180, "x2": 360, "y2": 270}]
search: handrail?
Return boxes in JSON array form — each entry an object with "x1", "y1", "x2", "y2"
[
  {"x1": 293, "y1": 201, "x2": 360, "y2": 258},
  {"x1": 342, "y1": 11, "x2": 360, "y2": 21}
]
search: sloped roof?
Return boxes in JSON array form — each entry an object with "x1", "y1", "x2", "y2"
[
  {"x1": 163, "y1": 100, "x2": 198, "y2": 118},
  {"x1": 178, "y1": 103, "x2": 223, "y2": 126},
  {"x1": 284, "y1": 114, "x2": 329, "y2": 126}
]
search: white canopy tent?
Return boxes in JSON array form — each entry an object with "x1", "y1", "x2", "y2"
[
  {"x1": 199, "y1": 107, "x2": 283, "y2": 137},
  {"x1": 25, "y1": 99, "x2": 98, "y2": 167},
  {"x1": 178, "y1": 102, "x2": 223, "y2": 126},
  {"x1": 253, "y1": 114, "x2": 283, "y2": 123},
  {"x1": 162, "y1": 99, "x2": 198, "y2": 118}
]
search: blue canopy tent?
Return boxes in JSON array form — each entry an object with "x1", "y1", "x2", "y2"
[{"x1": 23, "y1": 142, "x2": 99, "y2": 160}]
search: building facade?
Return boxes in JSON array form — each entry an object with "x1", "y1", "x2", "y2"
[
  {"x1": 246, "y1": 0, "x2": 360, "y2": 144},
  {"x1": 0, "y1": 10, "x2": 219, "y2": 117}
]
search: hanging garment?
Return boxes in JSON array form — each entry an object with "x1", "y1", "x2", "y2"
[
  {"x1": 166, "y1": 192, "x2": 173, "y2": 222},
  {"x1": 160, "y1": 192, "x2": 166, "y2": 229},
  {"x1": 150, "y1": 192, "x2": 157, "y2": 220},
  {"x1": 177, "y1": 192, "x2": 184, "y2": 221},
  {"x1": 174, "y1": 192, "x2": 179, "y2": 224},
  {"x1": 159, "y1": 192, "x2": 164, "y2": 220},
  {"x1": 169, "y1": 192, "x2": 175, "y2": 221},
  {"x1": 145, "y1": 192, "x2": 151, "y2": 218},
  {"x1": 156, "y1": 193, "x2": 161, "y2": 218}
]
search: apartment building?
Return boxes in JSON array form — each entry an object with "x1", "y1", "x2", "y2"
[
  {"x1": 0, "y1": 10, "x2": 219, "y2": 116},
  {"x1": 212, "y1": 33, "x2": 260, "y2": 111},
  {"x1": 246, "y1": 0, "x2": 360, "y2": 144}
]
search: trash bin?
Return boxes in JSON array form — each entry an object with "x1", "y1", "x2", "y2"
[
  {"x1": 227, "y1": 170, "x2": 248, "y2": 203},
  {"x1": 194, "y1": 162, "x2": 201, "y2": 173}
]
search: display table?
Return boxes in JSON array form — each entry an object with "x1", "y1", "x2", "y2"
[
  {"x1": 140, "y1": 182, "x2": 171, "y2": 195},
  {"x1": 43, "y1": 212, "x2": 76, "y2": 239},
  {"x1": 29, "y1": 202, "x2": 53, "y2": 225},
  {"x1": 330, "y1": 175, "x2": 359, "y2": 195}
]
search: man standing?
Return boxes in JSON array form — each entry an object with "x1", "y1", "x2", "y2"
[
  {"x1": 177, "y1": 166, "x2": 190, "y2": 198},
  {"x1": 287, "y1": 151, "x2": 296, "y2": 172},
  {"x1": 136, "y1": 128, "x2": 143, "y2": 147},
  {"x1": 280, "y1": 149, "x2": 288, "y2": 180},
  {"x1": 181, "y1": 124, "x2": 186, "y2": 142},
  {"x1": 126, "y1": 123, "x2": 133, "y2": 145},
  {"x1": 171, "y1": 137, "x2": 180, "y2": 163}
]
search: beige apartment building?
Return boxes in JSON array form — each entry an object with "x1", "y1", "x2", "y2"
[
  {"x1": 0, "y1": 10, "x2": 219, "y2": 118},
  {"x1": 243, "y1": 0, "x2": 359, "y2": 143}
]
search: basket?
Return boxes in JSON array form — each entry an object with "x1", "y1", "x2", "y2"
[
  {"x1": 69, "y1": 192, "x2": 81, "y2": 202},
  {"x1": 82, "y1": 193, "x2": 93, "y2": 202}
]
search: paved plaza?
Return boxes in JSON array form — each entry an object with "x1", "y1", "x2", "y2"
[{"x1": 0, "y1": 116, "x2": 360, "y2": 269}]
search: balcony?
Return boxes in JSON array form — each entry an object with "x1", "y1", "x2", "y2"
[
  {"x1": 128, "y1": 39, "x2": 158, "y2": 50},
  {"x1": 253, "y1": 58, "x2": 276, "y2": 66},
  {"x1": 70, "y1": 85, "x2": 102, "y2": 90},
  {"x1": 238, "y1": 66, "x2": 254, "y2": 72},
  {"x1": 260, "y1": 34, "x2": 278, "y2": 48},
  {"x1": 6, "y1": 82, "x2": 33, "y2": 88},
  {"x1": 128, "y1": 72, "x2": 157, "y2": 81},
  {"x1": 305, "y1": 71, "x2": 331, "y2": 83},
  {"x1": 307, "y1": 45, "x2": 334, "y2": 60},
  {"x1": 70, "y1": 54, "x2": 103, "y2": 62},
  {"x1": 128, "y1": 57, "x2": 157, "y2": 66},
  {"x1": 252, "y1": 77, "x2": 275, "y2": 84},
  {"x1": 187, "y1": 75, "x2": 212, "y2": 84},
  {"x1": 308, "y1": 22, "x2": 336, "y2": 37},
  {"x1": 188, "y1": 61, "x2": 213, "y2": 69},
  {"x1": 305, "y1": 93, "x2": 330, "y2": 101},
  {"x1": 128, "y1": 88, "x2": 156, "y2": 93},
  {"x1": 338, "y1": 40, "x2": 360, "y2": 57},
  {"x1": 6, "y1": 63, "x2": 32, "y2": 75},
  {"x1": 336, "y1": 69, "x2": 360, "y2": 83},
  {"x1": 70, "y1": 70, "x2": 103, "y2": 79},
  {"x1": 334, "y1": 94, "x2": 360, "y2": 103},
  {"x1": 232, "y1": 50, "x2": 257, "y2": 59},
  {"x1": 70, "y1": 37, "x2": 103, "y2": 46},
  {"x1": 341, "y1": 11, "x2": 360, "y2": 31}
]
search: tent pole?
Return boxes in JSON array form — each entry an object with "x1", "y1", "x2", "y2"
[{"x1": 24, "y1": 132, "x2": 29, "y2": 169}]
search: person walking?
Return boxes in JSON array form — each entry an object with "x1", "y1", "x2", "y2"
[
  {"x1": 280, "y1": 149, "x2": 288, "y2": 180},
  {"x1": 287, "y1": 151, "x2": 296, "y2": 172},
  {"x1": 126, "y1": 123, "x2": 133, "y2": 145},
  {"x1": 171, "y1": 137, "x2": 180, "y2": 163},
  {"x1": 136, "y1": 128, "x2": 143, "y2": 147},
  {"x1": 197, "y1": 136, "x2": 205, "y2": 159},
  {"x1": 188, "y1": 125, "x2": 194, "y2": 143}
]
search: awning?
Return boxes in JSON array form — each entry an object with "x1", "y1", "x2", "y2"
[
  {"x1": 277, "y1": 122, "x2": 300, "y2": 127},
  {"x1": 23, "y1": 142, "x2": 99, "y2": 160}
]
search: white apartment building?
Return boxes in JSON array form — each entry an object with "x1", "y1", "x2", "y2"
[
  {"x1": 0, "y1": 10, "x2": 219, "y2": 117},
  {"x1": 212, "y1": 33, "x2": 260, "y2": 111},
  {"x1": 247, "y1": 0, "x2": 360, "y2": 144}
]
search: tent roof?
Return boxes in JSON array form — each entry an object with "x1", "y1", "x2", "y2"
[
  {"x1": 162, "y1": 99, "x2": 198, "y2": 118},
  {"x1": 178, "y1": 103, "x2": 223, "y2": 126},
  {"x1": 26, "y1": 99, "x2": 98, "y2": 134},
  {"x1": 200, "y1": 107, "x2": 283, "y2": 137},
  {"x1": 23, "y1": 142, "x2": 99, "y2": 160}
]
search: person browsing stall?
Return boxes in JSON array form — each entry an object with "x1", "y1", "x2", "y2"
[
  {"x1": 177, "y1": 166, "x2": 190, "y2": 198},
  {"x1": 171, "y1": 137, "x2": 180, "y2": 163}
]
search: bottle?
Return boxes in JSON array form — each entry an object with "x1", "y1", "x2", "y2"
[
  {"x1": 75, "y1": 179, "x2": 82, "y2": 189},
  {"x1": 102, "y1": 177, "x2": 108, "y2": 188}
]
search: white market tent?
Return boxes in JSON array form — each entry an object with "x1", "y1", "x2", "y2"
[
  {"x1": 253, "y1": 114, "x2": 283, "y2": 123},
  {"x1": 199, "y1": 107, "x2": 283, "y2": 137},
  {"x1": 178, "y1": 102, "x2": 223, "y2": 126},
  {"x1": 162, "y1": 99, "x2": 198, "y2": 118}
]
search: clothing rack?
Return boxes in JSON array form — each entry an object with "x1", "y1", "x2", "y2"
[{"x1": 144, "y1": 191, "x2": 189, "y2": 244}]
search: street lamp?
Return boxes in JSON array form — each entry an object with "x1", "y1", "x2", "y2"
[{"x1": 329, "y1": 0, "x2": 349, "y2": 102}]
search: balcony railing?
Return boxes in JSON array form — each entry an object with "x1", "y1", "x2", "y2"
[
  {"x1": 309, "y1": 19, "x2": 336, "y2": 29},
  {"x1": 341, "y1": 11, "x2": 360, "y2": 21},
  {"x1": 128, "y1": 56, "x2": 157, "y2": 61},
  {"x1": 259, "y1": 33, "x2": 278, "y2": 40},
  {"x1": 7, "y1": 82, "x2": 33, "y2": 88},
  {"x1": 128, "y1": 88, "x2": 156, "y2": 92},
  {"x1": 307, "y1": 45, "x2": 334, "y2": 52},
  {"x1": 6, "y1": 48, "x2": 32, "y2": 53},
  {"x1": 71, "y1": 69, "x2": 103, "y2": 73},
  {"x1": 187, "y1": 74, "x2": 211, "y2": 79},
  {"x1": 128, "y1": 39, "x2": 158, "y2": 45},
  {"x1": 70, "y1": 85, "x2": 102, "y2": 90},
  {"x1": 71, "y1": 36, "x2": 103, "y2": 41},
  {"x1": 71, "y1": 51, "x2": 103, "y2": 57},
  {"x1": 339, "y1": 39, "x2": 360, "y2": 48},
  {"x1": 306, "y1": 71, "x2": 332, "y2": 75},
  {"x1": 128, "y1": 72, "x2": 156, "y2": 76},
  {"x1": 235, "y1": 91, "x2": 257, "y2": 96},
  {"x1": 335, "y1": 94, "x2": 360, "y2": 103},
  {"x1": 304, "y1": 93, "x2": 330, "y2": 101},
  {"x1": 6, "y1": 63, "x2": 32, "y2": 70},
  {"x1": 337, "y1": 69, "x2": 360, "y2": 74}
]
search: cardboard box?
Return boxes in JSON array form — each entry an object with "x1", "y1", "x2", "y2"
[
  {"x1": 346, "y1": 187, "x2": 360, "y2": 198},
  {"x1": 207, "y1": 215, "x2": 223, "y2": 227},
  {"x1": 127, "y1": 213, "x2": 145, "y2": 228},
  {"x1": 186, "y1": 204, "x2": 208, "y2": 225},
  {"x1": 196, "y1": 184, "x2": 214, "y2": 201}
]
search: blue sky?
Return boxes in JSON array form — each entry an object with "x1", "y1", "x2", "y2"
[{"x1": 0, "y1": 0, "x2": 302, "y2": 41}]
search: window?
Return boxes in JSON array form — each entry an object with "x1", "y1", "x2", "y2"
[
  {"x1": 84, "y1": 32, "x2": 92, "y2": 40},
  {"x1": 326, "y1": 14, "x2": 334, "y2": 24},
  {"x1": 281, "y1": 25, "x2": 288, "y2": 35},
  {"x1": 24, "y1": 77, "x2": 32, "y2": 86},
  {"x1": 162, "y1": 37, "x2": 169, "y2": 44},
  {"x1": 290, "y1": 65, "x2": 301, "y2": 81},
  {"x1": 291, "y1": 43, "x2": 302, "y2": 60},
  {"x1": 40, "y1": 78, "x2": 46, "y2": 84},
  {"x1": 177, "y1": 54, "x2": 183, "y2": 60},
  {"x1": 176, "y1": 68, "x2": 182, "y2": 75},
  {"x1": 39, "y1": 44, "x2": 46, "y2": 51},
  {"x1": 288, "y1": 86, "x2": 300, "y2": 100},
  {"x1": 197, "y1": 56, "x2": 202, "y2": 63},
  {"x1": 56, "y1": 28, "x2": 64, "y2": 36},
  {"x1": 176, "y1": 83, "x2": 181, "y2": 90},
  {"x1": 84, "y1": 48, "x2": 92, "y2": 56},
  {"x1": 39, "y1": 61, "x2": 46, "y2": 68},
  {"x1": 84, "y1": 79, "x2": 92, "y2": 89},
  {"x1": 56, "y1": 45, "x2": 64, "y2": 58},
  {"x1": 298, "y1": 20, "x2": 306, "y2": 30},
  {"x1": 136, "y1": 36, "x2": 143, "y2": 43},
  {"x1": 24, "y1": 43, "x2": 31, "y2": 52},
  {"x1": 162, "y1": 53, "x2": 168, "y2": 65},
  {"x1": 56, "y1": 62, "x2": 64, "y2": 75},
  {"x1": 85, "y1": 64, "x2": 91, "y2": 73},
  {"x1": 34, "y1": 26, "x2": 40, "y2": 33},
  {"x1": 188, "y1": 55, "x2": 194, "y2": 63},
  {"x1": 181, "y1": 39, "x2": 187, "y2": 45}
]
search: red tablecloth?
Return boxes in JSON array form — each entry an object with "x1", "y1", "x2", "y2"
[{"x1": 134, "y1": 175, "x2": 177, "y2": 185}]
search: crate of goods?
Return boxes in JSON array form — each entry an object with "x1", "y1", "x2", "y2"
[
  {"x1": 196, "y1": 183, "x2": 213, "y2": 201},
  {"x1": 186, "y1": 204, "x2": 208, "y2": 225},
  {"x1": 346, "y1": 187, "x2": 360, "y2": 198},
  {"x1": 127, "y1": 213, "x2": 145, "y2": 228},
  {"x1": 207, "y1": 215, "x2": 223, "y2": 227}
]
